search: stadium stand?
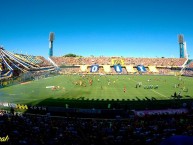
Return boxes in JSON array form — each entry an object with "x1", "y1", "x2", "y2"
[
  {"x1": 188, "y1": 61, "x2": 193, "y2": 68},
  {"x1": 1, "y1": 49, "x2": 193, "y2": 144},
  {"x1": 50, "y1": 57, "x2": 187, "y2": 75},
  {"x1": 1, "y1": 108, "x2": 193, "y2": 145},
  {"x1": 1, "y1": 51, "x2": 193, "y2": 145},
  {"x1": 14, "y1": 54, "x2": 43, "y2": 65},
  {"x1": 0, "y1": 47, "x2": 56, "y2": 88},
  {"x1": 182, "y1": 60, "x2": 193, "y2": 76},
  {"x1": 14, "y1": 54, "x2": 54, "y2": 67},
  {"x1": 51, "y1": 57, "x2": 186, "y2": 66},
  {"x1": 122, "y1": 67, "x2": 128, "y2": 74}
]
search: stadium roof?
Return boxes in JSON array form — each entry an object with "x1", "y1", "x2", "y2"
[{"x1": 0, "y1": 46, "x2": 54, "y2": 80}]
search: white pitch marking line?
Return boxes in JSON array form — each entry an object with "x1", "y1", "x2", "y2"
[{"x1": 151, "y1": 89, "x2": 169, "y2": 99}]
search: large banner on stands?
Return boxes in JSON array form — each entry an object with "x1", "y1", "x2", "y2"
[
  {"x1": 111, "y1": 59, "x2": 124, "y2": 65},
  {"x1": 114, "y1": 64, "x2": 122, "y2": 73},
  {"x1": 137, "y1": 65, "x2": 147, "y2": 73},
  {"x1": 90, "y1": 64, "x2": 99, "y2": 73},
  {"x1": 0, "y1": 102, "x2": 9, "y2": 107},
  {"x1": 133, "y1": 108, "x2": 189, "y2": 117}
]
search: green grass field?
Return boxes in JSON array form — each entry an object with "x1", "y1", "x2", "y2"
[{"x1": 0, "y1": 74, "x2": 193, "y2": 109}]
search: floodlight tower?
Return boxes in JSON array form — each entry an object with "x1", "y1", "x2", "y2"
[
  {"x1": 178, "y1": 34, "x2": 185, "y2": 58},
  {"x1": 49, "y1": 32, "x2": 55, "y2": 57}
]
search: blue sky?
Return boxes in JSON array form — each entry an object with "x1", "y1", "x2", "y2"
[{"x1": 1, "y1": 0, "x2": 193, "y2": 59}]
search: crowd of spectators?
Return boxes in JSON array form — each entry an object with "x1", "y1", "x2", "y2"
[
  {"x1": 3, "y1": 53, "x2": 191, "y2": 76},
  {"x1": 59, "y1": 67, "x2": 80, "y2": 74},
  {"x1": 51, "y1": 56, "x2": 111, "y2": 66},
  {"x1": 0, "y1": 110, "x2": 193, "y2": 145},
  {"x1": 49, "y1": 57, "x2": 188, "y2": 75},
  {"x1": 157, "y1": 68, "x2": 176, "y2": 75},
  {"x1": 51, "y1": 56, "x2": 186, "y2": 67},
  {"x1": 124, "y1": 57, "x2": 186, "y2": 66},
  {"x1": 188, "y1": 61, "x2": 193, "y2": 68},
  {"x1": 183, "y1": 61, "x2": 193, "y2": 76},
  {"x1": 10, "y1": 54, "x2": 193, "y2": 76},
  {"x1": 7, "y1": 54, "x2": 189, "y2": 75},
  {"x1": 183, "y1": 69, "x2": 193, "y2": 76}
]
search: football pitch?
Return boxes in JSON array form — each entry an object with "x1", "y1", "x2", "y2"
[{"x1": 0, "y1": 74, "x2": 193, "y2": 108}]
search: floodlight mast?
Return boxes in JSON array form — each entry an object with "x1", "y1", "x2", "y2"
[
  {"x1": 49, "y1": 32, "x2": 54, "y2": 57},
  {"x1": 178, "y1": 34, "x2": 185, "y2": 58}
]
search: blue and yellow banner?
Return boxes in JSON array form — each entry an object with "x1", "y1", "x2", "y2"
[
  {"x1": 90, "y1": 64, "x2": 99, "y2": 73},
  {"x1": 114, "y1": 64, "x2": 122, "y2": 73}
]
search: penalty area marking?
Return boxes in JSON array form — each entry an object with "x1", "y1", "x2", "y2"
[{"x1": 151, "y1": 90, "x2": 169, "y2": 99}]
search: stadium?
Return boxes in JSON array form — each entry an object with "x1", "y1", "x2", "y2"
[
  {"x1": 1, "y1": 33, "x2": 193, "y2": 145},
  {"x1": 1, "y1": 33, "x2": 193, "y2": 111}
]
